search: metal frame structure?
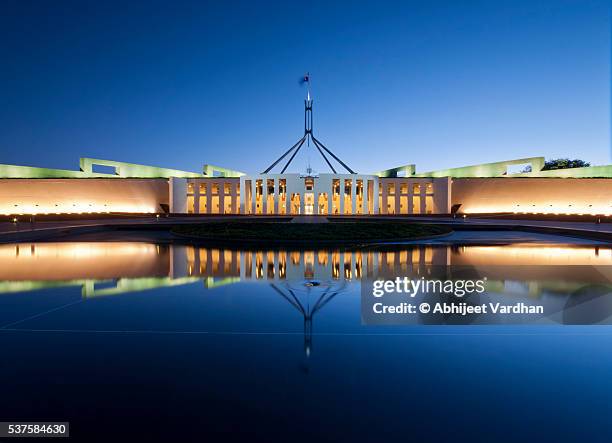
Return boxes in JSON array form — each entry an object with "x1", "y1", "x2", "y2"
[{"x1": 262, "y1": 76, "x2": 356, "y2": 174}]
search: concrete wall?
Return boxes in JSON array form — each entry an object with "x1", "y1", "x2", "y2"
[
  {"x1": 452, "y1": 178, "x2": 612, "y2": 215},
  {"x1": 169, "y1": 177, "x2": 188, "y2": 214},
  {"x1": 0, "y1": 178, "x2": 168, "y2": 214}
]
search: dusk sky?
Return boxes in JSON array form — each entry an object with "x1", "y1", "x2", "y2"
[{"x1": 0, "y1": 0, "x2": 610, "y2": 175}]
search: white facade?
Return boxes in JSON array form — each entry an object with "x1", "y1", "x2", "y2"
[
  {"x1": 239, "y1": 173, "x2": 380, "y2": 215},
  {"x1": 172, "y1": 174, "x2": 450, "y2": 215}
]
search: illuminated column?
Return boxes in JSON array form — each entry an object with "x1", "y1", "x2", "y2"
[
  {"x1": 395, "y1": 181, "x2": 400, "y2": 216},
  {"x1": 408, "y1": 182, "x2": 414, "y2": 214},
  {"x1": 193, "y1": 181, "x2": 200, "y2": 214},
  {"x1": 205, "y1": 182, "x2": 212, "y2": 215},
  {"x1": 273, "y1": 178, "x2": 279, "y2": 214},
  {"x1": 351, "y1": 178, "x2": 357, "y2": 214},
  {"x1": 239, "y1": 178, "x2": 245, "y2": 214},
  {"x1": 219, "y1": 182, "x2": 225, "y2": 214},
  {"x1": 433, "y1": 177, "x2": 451, "y2": 214},
  {"x1": 420, "y1": 185, "x2": 426, "y2": 214},
  {"x1": 231, "y1": 182, "x2": 238, "y2": 214},
  {"x1": 327, "y1": 181, "x2": 332, "y2": 214},
  {"x1": 361, "y1": 177, "x2": 368, "y2": 214},
  {"x1": 262, "y1": 176, "x2": 269, "y2": 214},
  {"x1": 339, "y1": 177, "x2": 345, "y2": 214},
  {"x1": 381, "y1": 181, "x2": 388, "y2": 215},
  {"x1": 169, "y1": 177, "x2": 188, "y2": 214},
  {"x1": 251, "y1": 179, "x2": 257, "y2": 215},
  {"x1": 373, "y1": 178, "x2": 379, "y2": 214}
]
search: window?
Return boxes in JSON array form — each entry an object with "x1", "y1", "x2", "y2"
[
  {"x1": 187, "y1": 196, "x2": 195, "y2": 214},
  {"x1": 426, "y1": 183, "x2": 433, "y2": 194},
  {"x1": 266, "y1": 179, "x2": 275, "y2": 214},
  {"x1": 387, "y1": 195, "x2": 395, "y2": 214},
  {"x1": 211, "y1": 183, "x2": 220, "y2": 214},
  {"x1": 400, "y1": 196, "x2": 408, "y2": 214},
  {"x1": 332, "y1": 179, "x2": 340, "y2": 215},
  {"x1": 279, "y1": 179, "x2": 287, "y2": 215},
  {"x1": 425, "y1": 195, "x2": 434, "y2": 214},
  {"x1": 244, "y1": 180, "x2": 252, "y2": 215},
  {"x1": 356, "y1": 180, "x2": 363, "y2": 215},
  {"x1": 412, "y1": 183, "x2": 421, "y2": 195},
  {"x1": 255, "y1": 179, "x2": 263, "y2": 215},
  {"x1": 412, "y1": 196, "x2": 421, "y2": 214},
  {"x1": 199, "y1": 190, "x2": 207, "y2": 213},
  {"x1": 367, "y1": 180, "x2": 374, "y2": 214},
  {"x1": 344, "y1": 179, "x2": 352, "y2": 215},
  {"x1": 224, "y1": 194, "x2": 232, "y2": 214},
  {"x1": 305, "y1": 177, "x2": 314, "y2": 191},
  {"x1": 290, "y1": 193, "x2": 301, "y2": 215},
  {"x1": 318, "y1": 193, "x2": 328, "y2": 215}
]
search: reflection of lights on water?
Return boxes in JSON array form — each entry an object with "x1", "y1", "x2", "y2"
[
  {"x1": 0, "y1": 243, "x2": 611, "y2": 288},
  {"x1": 0, "y1": 242, "x2": 156, "y2": 259},
  {"x1": 458, "y1": 245, "x2": 612, "y2": 265}
]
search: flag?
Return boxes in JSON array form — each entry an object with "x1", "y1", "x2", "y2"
[{"x1": 299, "y1": 73, "x2": 310, "y2": 85}]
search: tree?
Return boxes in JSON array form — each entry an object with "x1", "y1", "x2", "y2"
[{"x1": 542, "y1": 158, "x2": 590, "y2": 171}]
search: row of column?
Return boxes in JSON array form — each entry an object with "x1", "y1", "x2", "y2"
[
  {"x1": 241, "y1": 176, "x2": 380, "y2": 215},
  {"x1": 190, "y1": 181, "x2": 240, "y2": 214},
  {"x1": 380, "y1": 184, "x2": 432, "y2": 215}
]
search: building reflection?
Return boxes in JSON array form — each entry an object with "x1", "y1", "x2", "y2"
[
  {"x1": 270, "y1": 280, "x2": 348, "y2": 360},
  {"x1": 0, "y1": 242, "x2": 610, "y2": 299},
  {"x1": 0, "y1": 242, "x2": 611, "y2": 352}
]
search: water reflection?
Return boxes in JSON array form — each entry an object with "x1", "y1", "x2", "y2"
[
  {"x1": 271, "y1": 280, "x2": 348, "y2": 361},
  {"x1": 0, "y1": 242, "x2": 611, "y2": 297},
  {"x1": 1, "y1": 242, "x2": 612, "y2": 360}
]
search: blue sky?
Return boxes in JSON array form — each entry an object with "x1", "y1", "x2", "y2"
[{"x1": 0, "y1": 0, "x2": 609, "y2": 175}]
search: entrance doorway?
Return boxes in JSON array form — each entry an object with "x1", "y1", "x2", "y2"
[{"x1": 304, "y1": 193, "x2": 315, "y2": 215}]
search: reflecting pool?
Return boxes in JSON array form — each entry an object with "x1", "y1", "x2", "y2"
[{"x1": 0, "y1": 240, "x2": 611, "y2": 441}]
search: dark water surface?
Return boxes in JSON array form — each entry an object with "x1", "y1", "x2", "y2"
[{"x1": 0, "y1": 241, "x2": 611, "y2": 442}]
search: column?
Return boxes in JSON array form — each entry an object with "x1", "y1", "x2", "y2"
[
  {"x1": 395, "y1": 181, "x2": 400, "y2": 216},
  {"x1": 239, "y1": 179, "x2": 245, "y2": 214},
  {"x1": 169, "y1": 177, "x2": 187, "y2": 214},
  {"x1": 232, "y1": 182, "x2": 239, "y2": 214},
  {"x1": 339, "y1": 179, "x2": 345, "y2": 214},
  {"x1": 373, "y1": 179, "x2": 379, "y2": 214},
  {"x1": 351, "y1": 178, "x2": 357, "y2": 214},
  {"x1": 408, "y1": 182, "x2": 414, "y2": 214},
  {"x1": 251, "y1": 179, "x2": 257, "y2": 215},
  {"x1": 381, "y1": 181, "x2": 387, "y2": 215},
  {"x1": 273, "y1": 179, "x2": 279, "y2": 214},
  {"x1": 193, "y1": 181, "x2": 200, "y2": 214},
  {"x1": 205, "y1": 182, "x2": 212, "y2": 215},
  {"x1": 420, "y1": 186, "x2": 426, "y2": 214}
]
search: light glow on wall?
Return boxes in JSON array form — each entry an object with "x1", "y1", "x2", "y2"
[
  {"x1": 0, "y1": 202, "x2": 157, "y2": 215},
  {"x1": 463, "y1": 204, "x2": 612, "y2": 217},
  {"x1": 0, "y1": 242, "x2": 165, "y2": 281},
  {"x1": 453, "y1": 245, "x2": 612, "y2": 266}
]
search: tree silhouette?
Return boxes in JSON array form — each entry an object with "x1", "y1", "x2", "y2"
[{"x1": 542, "y1": 158, "x2": 591, "y2": 171}]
